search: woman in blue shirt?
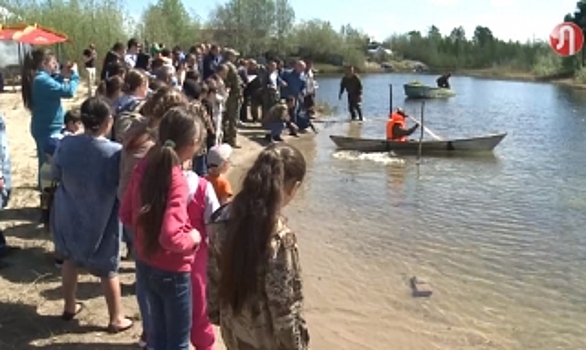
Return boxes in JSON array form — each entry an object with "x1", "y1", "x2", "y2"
[{"x1": 21, "y1": 48, "x2": 80, "y2": 189}]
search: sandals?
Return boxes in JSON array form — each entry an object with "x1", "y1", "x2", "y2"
[
  {"x1": 61, "y1": 302, "x2": 84, "y2": 321},
  {"x1": 107, "y1": 317, "x2": 134, "y2": 334},
  {"x1": 62, "y1": 302, "x2": 133, "y2": 334}
]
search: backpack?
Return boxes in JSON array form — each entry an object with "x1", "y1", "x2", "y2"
[{"x1": 112, "y1": 99, "x2": 147, "y2": 143}]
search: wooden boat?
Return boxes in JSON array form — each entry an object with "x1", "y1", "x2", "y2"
[
  {"x1": 329, "y1": 133, "x2": 507, "y2": 154},
  {"x1": 403, "y1": 83, "x2": 455, "y2": 99}
]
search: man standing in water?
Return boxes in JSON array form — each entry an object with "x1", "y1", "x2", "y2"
[
  {"x1": 223, "y1": 48, "x2": 243, "y2": 148},
  {"x1": 436, "y1": 72, "x2": 451, "y2": 88},
  {"x1": 339, "y1": 65, "x2": 363, "y2": 121}
]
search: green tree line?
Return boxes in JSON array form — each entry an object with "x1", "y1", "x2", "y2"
[
  {"x1": 1, "y1": 0, "x2": 585, "y2": 80},
  {"x1": 385, "y1": 26, "x2": 546, "y2": 71}
]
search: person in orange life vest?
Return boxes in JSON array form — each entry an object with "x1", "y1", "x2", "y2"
[{"x1": 386, "y1": 108, "x2": 419, "y2": 141}]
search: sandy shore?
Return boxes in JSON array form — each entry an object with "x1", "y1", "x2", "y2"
[
  {"x1": 0, "y1": 89, "x2": 271, "y2": 349},
  {"x1": 0, "y1": 87, "x2": 361, "y2": 350},
  {"x1": 2, "y1": 86, "x2": 424, "y2": 349}
]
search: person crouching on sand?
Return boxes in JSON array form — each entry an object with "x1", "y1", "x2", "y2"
[
  {"x1": 205, "y1": 144, "x2": 233, "y2": 205},
  {"x1": 207, "y1": 143, "x2": 310, "y2": 349},
  {"x1": 51, "y1": 97, "x2": 132, "y2": 332},
  {"x1": 262, "y1": 100, "x2": 289, "y2": 142},
  {"x1": 120, "y1": 106, "x2": 206, "y2": 349}
]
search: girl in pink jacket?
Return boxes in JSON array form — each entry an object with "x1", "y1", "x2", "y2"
[{"x1": 120, "y1": 105, "x2": 206, "y2": 350}]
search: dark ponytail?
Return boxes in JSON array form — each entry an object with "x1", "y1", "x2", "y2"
[
  {"x1": 79, "y1": 97, "x2": 112, "y2": 133},
  {"x1": 138, "y1": 105, "x2": 205, "y2": 257},
  {"x1": 21, "y1": 48, "x2": 54, "y2": 111},
  {"x1": 219, "y1": 143, "x2": 307, "y2": 312}
]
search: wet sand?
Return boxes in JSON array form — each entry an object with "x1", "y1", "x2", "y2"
[
  {"x1": 0, "y1": 86, "x2": 448, "y2": 349},
  {"x1": 0, "y1": 90, "x2": 359, "y2": 350}
]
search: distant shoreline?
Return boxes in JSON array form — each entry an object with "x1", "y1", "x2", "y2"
[
  {"x1": 455, "y1": 69, "x2": 586, "y2": 90},
  {"x1": 312, "y1": 63, "x2": 586, "y2": 90}
]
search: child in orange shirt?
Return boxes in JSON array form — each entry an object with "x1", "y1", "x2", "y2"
[{"x1": 205, "y1": 144, "x2": 233, "y2": 205}]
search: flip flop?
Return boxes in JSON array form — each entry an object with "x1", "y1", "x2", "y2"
[
  {"x1": 61, "y1": 302, "x2": 84, "y2": 321},
  {"x1": 107, "y1": 317, "x2": 134, "y2": 334}
]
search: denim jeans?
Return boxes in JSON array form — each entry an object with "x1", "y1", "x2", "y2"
[
  {"x1": 0, "y1": 115, "x2": 12, "y2": 196},
  {"x1": 295, "y1": 96, "x2": 304, "y2": 123},
  {"x1": 122, "y1": 225, "x2": 133, "y2": 253},
  {"x1": 128, "y1": 228, "x2": 151, "y2": 345},
  {"x1": 0, "y1": 189, "x2": 9, "y2": 209},
  {"x1": 264, "y1": 122, "x2": 285, "y2": 139},
  {"x1": 136, "y1": 260, "x2": 192, "y2": 350},
  {"x1": 0, "y1": 230, "x2": 7, "y2": 258}
]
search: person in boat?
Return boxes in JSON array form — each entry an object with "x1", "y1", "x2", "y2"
[
  {"x1": 436, "y1": 73, "x2": 451, "y2": 89},
  {"x1": 386, "y1": 108, "x2": 419, "y2": 142}
]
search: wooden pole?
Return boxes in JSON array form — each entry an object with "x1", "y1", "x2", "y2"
[
  {"x1": 417, "y1": 101, "x2": 425, "y2": 164},
  {"x1": 389, "y1": 84, "x2": 393, "y2": 113}
]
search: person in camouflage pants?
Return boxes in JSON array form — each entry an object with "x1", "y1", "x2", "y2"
[
  {"x1": 261, "y1": 60, "x2": 281, "y2": 119},
  {"x1": 222, "y1": 49, "x2": 242, "y2": 148}
]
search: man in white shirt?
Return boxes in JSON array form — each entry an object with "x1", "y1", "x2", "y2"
[
  {"x1": 304, "y1": 60, "x2": 318, "y2": 113},
  {"x1": 124, "y1": 38, "x2": 139, "y2": 68}
]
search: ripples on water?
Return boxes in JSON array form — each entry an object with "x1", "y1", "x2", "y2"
[
  {"x1": 285, "y1": 74, "x2": 586, "y2": 349},
  {"x1": 332, "y1": 150, "x2": 406, "y2": 165}
]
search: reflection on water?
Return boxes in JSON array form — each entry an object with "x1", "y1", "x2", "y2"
[
  {"x1": 346, "y1": 121, "x2": 363, "y2": 138},
  {"x1": 286, "y1": 73, "x2": 586, "y2": 349}
]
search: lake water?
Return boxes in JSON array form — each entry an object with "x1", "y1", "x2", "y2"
[{"x1": 285, "y1": 73, "x2": 586, "y2": 349}]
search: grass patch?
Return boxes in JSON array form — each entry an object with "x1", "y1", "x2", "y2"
[{"x1": 574, "y1": 68, "x2": 586, "y2": 84}]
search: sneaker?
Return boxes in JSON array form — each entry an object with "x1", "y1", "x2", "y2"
[{"x1": 137, "y1": 332, "x2": 147, "y2": 348}]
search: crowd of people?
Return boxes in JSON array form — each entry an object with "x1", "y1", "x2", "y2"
[
  {"x1": 0, "y1": 38, "x2": 315, "y2": 350},
  {"x1": 87, "y1": 39, "x2": 319, "y2": 147}
]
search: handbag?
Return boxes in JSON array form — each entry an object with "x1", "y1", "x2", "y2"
[{"x1": 40, "y1": 181, "x2": 58, "y2": 226}]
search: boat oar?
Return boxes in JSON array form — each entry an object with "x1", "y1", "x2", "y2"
[{"x1": 408, "y1": 115, "x2": 444, "y2": 141}]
